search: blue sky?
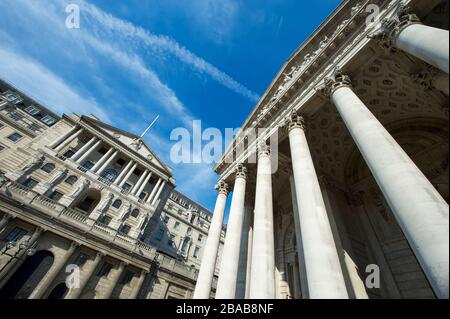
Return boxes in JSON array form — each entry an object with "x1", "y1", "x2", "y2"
[{"x1": 0, "y1": 0, "x2": 341, "y2": 218}]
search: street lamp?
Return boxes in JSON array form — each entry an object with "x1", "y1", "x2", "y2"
[{"x1": 0, "y1": 240, "x2": 37, "y2": 277}]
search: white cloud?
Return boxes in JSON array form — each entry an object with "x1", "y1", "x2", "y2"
[
  {"x1": 77, "y1": 0, "x2": 260, "y2": 102},
  {"x1": 0, "y1": 46, "x2": 110, "y2": 122}
]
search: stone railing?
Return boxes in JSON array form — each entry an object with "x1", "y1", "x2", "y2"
[{"x1": 1, "y1": 179, "x2": 197, "y2": 281}]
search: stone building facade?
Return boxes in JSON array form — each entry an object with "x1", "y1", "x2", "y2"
[
  {"x1": 195, "y1": 0, "x2": 449, "y2": 299},
  {"x1": 0, "y1": 79, "x2": 223, "y2": 299}
]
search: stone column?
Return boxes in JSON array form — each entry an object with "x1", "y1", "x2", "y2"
[
  {"x1": 72, "y1": 137, "x2": 98, "y2": 161},
  {"x1": 103, "y1": 262, "x2": 127, "y2": 299},
  {"x1": 97, "y1": 150, "x2": 120, "y2": 176},
  {"x1": 55, "y1": 129, "x2": 83, "y2": 152},
  {"x1": 92, "y1": 147, "x2": 115, "y2": 173},
  {"x1": 68, "y1": 252, "x2": 103, "y2": 299},
  {"x1": 0, "y1": 214, "x2": 12, "y2": 232},
  {"x1": 287, "y1": 113, "x2": 348, "y2": 299},
  {"x1": 0, "y1": 227, "x2": 43, "y2": 285},
  {"x1": 245, "y1": 208, "x2": 253, "y2": 299},
  {"x1": 118, "y1": 163, "x2": 138, "y2": 188},
  {"x1": 216, "y1": 165, "x2": 247, "y2": 299},
  {"x1": 115, "y1": 160, "x2": 134, "y2": 186},
  {"x1": 151, "y1": 180, "x2": 166, "y2": 205},
  {"x1": 325, "y1": 71, "x2": 449, "y2": 299},
  {"x1": 249, "y1": 144, "x2": 275, "y2": 299},
  {"x1": 131, "y1": 170, "x2": 149, "y2": 195},
  {"x1": 76, "y1": 139, "x2": 102, "y2": 164},
  {"x1": 128, "y1": 270, "x2": 148, "y2": 299},
  {"x1": 30, "y1": 242, "x2": 79, "y2": 299},
  {"x1": 136, "y1": 172, "x2": 152, "y2": 198},
  {"x1": 383, "y1": 10, "x2": 449, "y2": 74},
  {"x1": 193, "y1": 181, "x2": 229, "y2": 299},
  {"x1": 147, "y1": 178, "x2": 162, "y2": 204},
  {"x1": 49, "y1": 126, "x2": 78, "y2": 149}
]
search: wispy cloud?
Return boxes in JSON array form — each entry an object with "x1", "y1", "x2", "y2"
[
  {"x1": 77, "y1": 0, "x2": 260, "y2": 102},
  {"x1": 0, "y1": 46, "x2": 110, "y2": 122}
]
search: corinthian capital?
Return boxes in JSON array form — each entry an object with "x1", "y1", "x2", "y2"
[
  {"x1": 215, "y1": 181, "x2": 229, "y2": 196},
  {"x1": 322, "y1": 69, "x2": 352, "y2": 97},
  {"x1": 235, "y1": 164, "x2": 248, "y2": 180},
  {"x1": 369, "y1": 4, "x2": 421, "y2": 50},
  {"x1": 257, "y1": 142, "x2": 271, "y2": 158},
  {"x1": 288, "y1": 112, "x2": 306, "y2": 132}
]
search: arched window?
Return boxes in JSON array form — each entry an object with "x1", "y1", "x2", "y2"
[
  {"x1": 41, "y1": 163, "x2": 55, "y2": 173},
  {"x1": 64, "y1": 175, "x2": 78, "y2": 185},
  {"x1": 100, "y1": 168, "x2": 118, "y2": 183},
  {"x1": 186, "y1": 227, "x2": 193, "y2": 236},
  {"x1": 112, "y1": 199, "x2": 122, "y2": 209},
  {"x1": 131, "y1": 209, "x2": 140, "y2": 218}
]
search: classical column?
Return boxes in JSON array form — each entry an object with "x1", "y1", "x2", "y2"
[
  {"x1": 92, "y1": 147, "x2": 115, "y2": 173},
  {"x1": 97, "y1": 150, "x2": 120, "y2": 176},
  {"x1": 115, "y1": 160, "x2": 133, "y2": 186},
  {"x1": 383, "y1": 10, "x2": 449, "y2": 74},
  {"x1": 249, "y1": 144, "x2": 275, "y2": 299},
  {"x1": 76, "y1": 139, "x2": 102, "y2": 164},
  {"x1": 72, "y1": 137, "x2": 98, "y2": 161},
  {"x1": 68, "y1": 252, "x2": 103, "y2": 299},
  {"x1": 216, "y1": 165, "x2": 247, "y2": 299},
  {"x1": 151, "y1": 180, "x2": 166, "y2": 205},
  {"x1": 118, "y1": 163, "x2": 138, "y2": 188},
  {"x1": 245, "y1": 208, "x2": 253, "y2": 299},
  {"x1": 0, "y1": 214, "x2": 12, "y2": 232},
  {"x1": 0, "y1": 227, "x2": 43, "y2": 284},
  {"x1": 128, "y1": 270, "x2": 148, "y2": 299},
  {"x1": 55, "y1": 129, "x2": 83, "y2": 152},
  {"x1": 136, "y1": 172, "x2": 152, "y2": 198},
  {"x1": 49, "y1": 126, "x2": 78, "y2": 149},
  {"x1": 325, "y1": 71, "x2": 449, "y2": 299},
  {"x1": 287, "y1": 113, "x2": 348, "y2": 299},
  {"x1": 30, "y1": 242, "x2": 79, "y2": 299},
  {"x1": 103, "y1": 262, "x2": 127, "y2": 299},
  {"x1": 146, "y1": 178, "x2": 162, "y2": 204},
  {"x1": 193, "y1": 181, "x2": 229, "y2": 299},
  {"x1": 131, "y1": 170, "x2": 149, "y2": 195}
]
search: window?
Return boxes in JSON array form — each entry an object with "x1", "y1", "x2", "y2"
[
  {"x1": 64, "y1": 175, "x2": 78, "y2": 185},
  {"x1": 49, "y1": 191, "x2": 63, "y2": 201},
  {"x1": 22, "y1": 178, "x2": 38, "y2": 189},
  {"x1": 5, "y1": 92, "x2": 21, "y2": 104},
  {"x1": 163, "y1": 216, "x2": 170, "y2": 224},
  {"x1": 122, "y1": 183, "x2": 132, "y2": 192},
  {"x1": 0, "y1": 144, "x2": 5, "y2": 152},
  {"x1": 198, "y1": 234, "x2": 203, "y2": 242},
  {"x1": 0, "y1": 122, "x2": 4, "y2": 129},
  {"x1": 41, "y1": 115, "x2": 56, "y2": 126},
  {"x1": 116, "y1": 159, "x2": 126, "y2": 167},
  {"x1": 7, "y1": 133, "x2": 23, "y2": 142},
  {"x1": 98, "y1": 147, "x2": 108, "y2": 155},
  {"x1": 168, "y1": 234, "x2": 175, "y2": 247},
  {"x1": 82, "y1": 161, "x2": 95, "y2": 170},
  {"x1": 119, "y1": 225, "x2": 131, "y2": 235},
  {"x1": 193, "y1": 247, "x2": 200, "y2": 258},
  {"x1": 131, "y1": 209, "x2": 140, "y2": 218},
  {"x1": 63, "y1": 149, "x2": 76, "y2": 158},
  {"x1": 4, "y1": 227, "x2": 27, "y2": 243},
  {"x1": 41, "y1": 163, "x2": 56, "y2": 173},
  {"x1": 139, "y1": 192, "x2": 147, "y2": 200},
  {"x1": 112, "y1": 199, "x2": 122, "y2": 209},
  {"x1": 28, "y1": 123, "x2": 41, "y2": 132},
  {"x1": 155, "y1": 228, "x2": 165, "y2": 241},
  {"x1": 100, "y1": 169, "x2": 118, "y2": 183},
  {"x1": 174, "y1": 222, "x2": 181, "y2": 231},
  {"x1": 133, "y1": 169, "x2": 142, "y2": 176},
  {"x1": 97, "y1": 263, "x2": 112, "y2": 277},
  {"x1": 180, "y1": 238, "x2": 189, "y2": 253},
  {"x1": 76, "y1": 196, "x2": 96, "y2": 212},
  {"x1": 186, "y1": 227, "x2": 193, "y2": 236},
  {"x1": 98, "y1": 215, "x2": 112, "y2": 226},
  {"x1": 25, "y1": 105, "x2": 40, "y2": 116}
]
